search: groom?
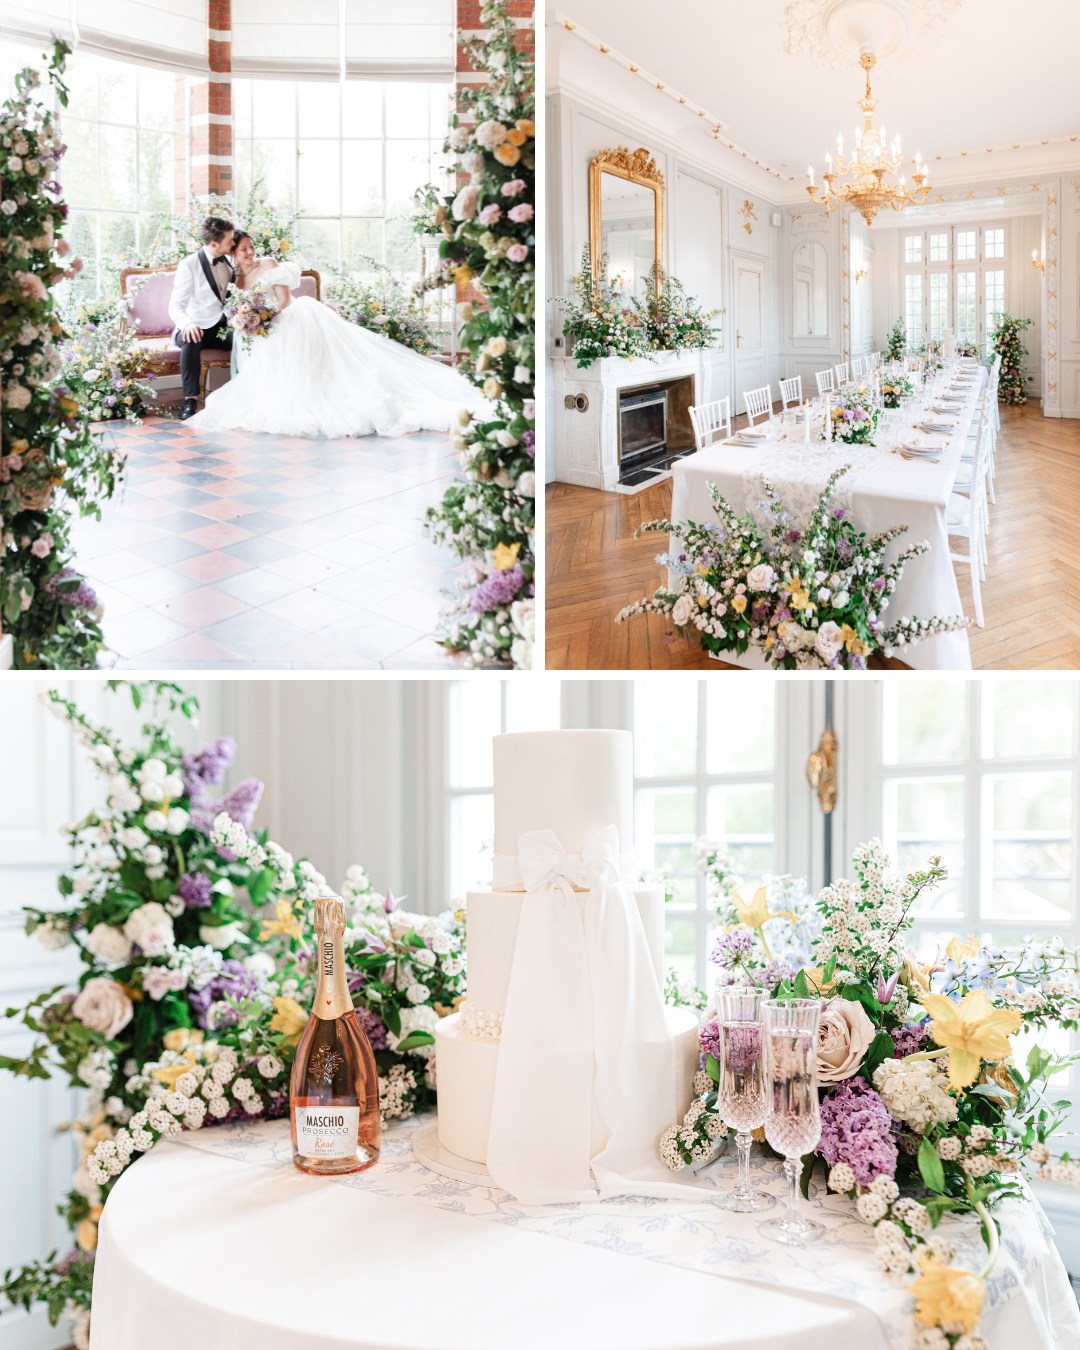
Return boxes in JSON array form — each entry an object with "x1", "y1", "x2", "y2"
[{"x1": 168, "y1": 216, "x2": 236, "y2": 420}]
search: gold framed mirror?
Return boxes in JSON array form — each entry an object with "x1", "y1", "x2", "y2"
[{"x1": 589, "y1": 146, "x2": 665, "y2": 300}]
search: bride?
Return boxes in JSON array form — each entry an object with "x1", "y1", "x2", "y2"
[{"x1": 189, "y1": 231, "x2": 483, "y2": 438}]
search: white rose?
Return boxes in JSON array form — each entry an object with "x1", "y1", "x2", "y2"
[
  {"x1": 815, "y1": 620, "x2": 845, "y2": 665},
  {"x1": 451, "y1": 183, "x2": 479, "y2": 221},
  {"x1": 746, "y1": 564, "x2": 776, "y2": 592},
  {"x1": 72, "y1": 977, "x2": 133, "y2": 1039},
  {"x1": 86, "y1": 923, "x2": 134, "y2": 966},
  {"x1": 671, "y1": 594, "x2": 695, "y2": 627},
  {"x1": 516, "y1": 470, "x2": 535, "y2": 497},
  {"x1": 816, "y1": 998, "x2": 876, "y2": 1082},
  {"x1": 200, "y1": 922, "x2": 245, "y2": 949},
  {"x1": 34, "y1": 917, "x2": 72, "y2": 950},
  {"x1": 123, "y1": 902, "x2": 175, "y2": 956},
  {"x1": 474, "y1": 119, "x2": 508, "y2": 150},
  {"x1": 166, "y1": 807, "x2": 189, "y2": 834}
]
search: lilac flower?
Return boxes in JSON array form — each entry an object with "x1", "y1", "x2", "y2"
[
  {"x1": 751, "y1": 600, "x2": 770, "y2": 626},
  {"x1": 762, "y1": 959, "x2": 795, "y2": 991},
  {"x1": 43, "y1": 567, "x2": 99, "y2": 613},
  {"x1": 817, "y1": 1078, "x2": 898, "y2": 1187},
  {"x1": 182, "y1": 737, "x2": 237, "y2": 795},
  {"x1": 873, "y1": 576, "x2": 887, "y2": 590},
  {"x1": 522, "y1": 430, "x2": 535, "y2": 459},
  {"x1": 784, "y1": 530, "x2": 802, "y2": 544},
  {"x1": 214, "y1": 778, "x2": 263, "y2": 831},
  {"x1": 178, "y1": 871, "x2": 213, "y2": 908},
  {"x1": 470, "y1": 563, "x2": 525, "y2": 613},
  {"x1": 710, "y1": 927, "x2": 754, "y2": 969},
  {"x1": 357, "y1": 1008, "x2": 389, "y2": 1051},
  {"x1": 890, "y1": 1022, "x2": 929, "y2": 1058},
  {"x1": 836, "y1": 539, "x2": 855, "y2": 562},
  {"x1": 187, "y1": 960, "x2": 261, "y2": 1029},
  {"x1": 699, "y1": 1017, "x2": 721, "y2": 1062}
]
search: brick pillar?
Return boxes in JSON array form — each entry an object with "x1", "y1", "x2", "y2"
[
  {"x1": 189, "y1": 0, "x2": 233, "y2": 202},
  {"x1": 453, "y1": 0, "x2": 533, "y2": 307}
]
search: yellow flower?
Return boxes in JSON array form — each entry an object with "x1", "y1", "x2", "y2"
[
  {"x1": 901, "y1": 955, "x2": 934, "y2": 997},
  {"x1": 731, "y1": 594, "x2": 747, "y2": 615},
  {"x1": 506, "y1": 127, "x2": 526, "y2": 147},
  {"x1": 911, "y1": 1253, "x2": 985, "y2": 1333},
  {"x1": 946, "y1": 934, "x2": 981, "y2": 963},
  {"x1": 921, "y1": 988, "x2": 1022, "y2": 1090},
  {"x1": 697, "y1": 593, "x2": 708, "y2": 608},
  {"x1": 516, "y1": 119, "x2": 535, "y2": 138},
  {"x1": 270, "y1": 995, "x2": 308, "y2": 1047},
  {"x1": 494, "y1": 142, "x2": 521, "y2": 167},
  {"x1": 840, "y1": 624, "x2": 868, "y2": 657},
  {"x1": 260, "y1": 899, "x2": 303, "y2": 942},
  {"x1": 163, "y1": 1028, "x2": 204, "y2": 1053},
  {"x1": 785, "y1": 576, "x2": 814, "y2": 612},
  {"x1": 452, "y1": 264, "x2": 473, "y2": 287},
  {"x1": 153, "y1": 1050, "x2": 198, "y2": 1090},
  {"x1": 733, "y1": 884, "x2": 797, "y2": 931},
  {"x1": 76, "y1": 1207, "x2": 104, "y2": 1253},
  {"x1": 492, "y1": 541, "x2": 521, "y2": 571},
  {"x1": 278, "y1": 239, "x2": 289, "y2": 253}
]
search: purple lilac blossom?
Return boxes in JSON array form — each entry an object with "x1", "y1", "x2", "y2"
[
  {"x1": 187, "y1": 960, "x2": 261, "y2": 1029},
  {"x1": 817, "y1": 1077, "x2": 899, "y2": 1186},
  {"x1": 723, "y1": 1023, "x2": 762, "y2": 1073},
  {"x1": 178, "y1": 871, "x2": 213, "y2": 908},
  {"x1": 890, "y1": 1022, "x2": 929, "y2": 1058},
  {"x1": 43, "y1": 567, "x2": 99, "y2": 613},
  {"x1": 357, "y1": 1008, "x2": 389, "y2": 1051},
  {"x1": 522, "y1": 429, "x2": 535, "y2": 459},
  {"x1": 182, "y1": 737, "x2": 237, "y2": 795},
  {"x1": 214, "y1": 778, "x2": 264, "y2": 832},
  {"x1": 470, "y1": 563, "x2": 525, "y2": 613},
  {"x1": 762, "y1": 959, "x2": 795, "y2": 991},
  {"x1": 699, "y1": 1018, "x2": 721, "y2": 1062}
]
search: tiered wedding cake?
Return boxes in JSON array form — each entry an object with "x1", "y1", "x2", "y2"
[{"x1": 435, "y1": 730, "x2": 700, "y2": 1190}]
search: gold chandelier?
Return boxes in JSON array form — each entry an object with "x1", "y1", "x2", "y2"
[{"x1": 806, "y1": 53, "x2": 930, "y2": 227}]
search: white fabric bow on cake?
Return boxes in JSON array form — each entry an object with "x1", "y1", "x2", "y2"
[{"x1": 486, "y1": 826, "x2": 677, "y2": 1205}]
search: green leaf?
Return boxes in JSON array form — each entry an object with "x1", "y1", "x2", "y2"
[
  {"x1": 395, "y1": 1030, "x2": 436, "y2": 1053},
  {"x1": 706, "y1": 1053, "x2": 720, "y2": 1084},
  {"x1": 822, "y1": 951, "x2": 837, "y2": 985},
  {"x1": 860, "y1": 1030, "x2": 894, "y2": 1081},
  {"x1": 57, "y1": 874, "x2": 73, "y2": 897},
  {"x1": 792, "y1": 969, "x2": 810, "y2": 999},
  {"x1": 918, "y1": 1136, "x2": 945, "y2": 1194},
  {"x1": 799, "y1": 1152, "x2": 815, "y2": 1199},
  {"x1": 382, "y1": 1003, "x2": 402, "y2": 1038}
]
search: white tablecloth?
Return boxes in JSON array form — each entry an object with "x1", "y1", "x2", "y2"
[
  {"x1": 669, "y1": 364, "x2": 987, "y2": 669},
  {"x1": 88, "y1": 1114, "x2": 1080, "y2": 1350}
]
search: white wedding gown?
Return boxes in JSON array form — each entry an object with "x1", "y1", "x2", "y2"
[{"x1": 189, "y1": 261, "x2": 483, "y2": 438}]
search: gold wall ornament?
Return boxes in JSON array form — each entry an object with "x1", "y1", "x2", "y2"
[
  {"x1": 806, "y1": 728, "x2": 838, "y2": 815},
  {"x1": 589, "y1": 146, "x2": 665, "y2": 296},
  {"x1": 740, "y1": 199, "x2": 757, "y2": 235}
]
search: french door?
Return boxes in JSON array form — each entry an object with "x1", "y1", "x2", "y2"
[{"x1": 901, "y1": 223, "x2": 1007, "y2": 346}]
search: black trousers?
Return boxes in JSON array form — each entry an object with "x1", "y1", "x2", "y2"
[{"x1": 175, "y1": 321, "x2": 232, "y2": 399}]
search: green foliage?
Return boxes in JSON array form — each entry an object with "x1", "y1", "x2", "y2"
[
  {"x1": 323, "y1": 260, "x2": 435, "y2": 355},
  {"x1": 886, "y1": 315, "x2": 906, "y2": 360},
  {"x1": 553, "y1": 245, "x2": 652, "y2": 367},
  {"x1": 633, "y1": 263, "x2": 723, "y2": 353},
  {"x1": 990, "y1": 311, "x2": 1034, "y2": 405}
]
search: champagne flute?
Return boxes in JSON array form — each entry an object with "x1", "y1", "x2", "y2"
[
  {"x1": 760, "y1": 999, "x2": 823, "y2": 1245},
  {"x1": 716, "y1": 986, "x2": 769, "y2": 1212}
]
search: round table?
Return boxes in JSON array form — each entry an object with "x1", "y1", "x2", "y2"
[{"x1": 88, "y1": 1118, "x2": 1079, "y2": 1350}]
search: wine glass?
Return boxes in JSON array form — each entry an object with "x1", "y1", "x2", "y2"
[
  {"x1": 715, "y1": 986, "x2": 769, "y2": 1212},
  {"x1": 760, "y1": 999, "x2": 823, "y2": 1245}
]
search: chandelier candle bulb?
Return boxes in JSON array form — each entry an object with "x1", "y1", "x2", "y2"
[{"x1": 289, "y1": 894, "x2": 381, "y2": 1176}]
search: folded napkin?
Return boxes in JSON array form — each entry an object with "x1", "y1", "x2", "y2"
[{"x1": 917, "y1": 422, "x2": 956, "y2": 433}]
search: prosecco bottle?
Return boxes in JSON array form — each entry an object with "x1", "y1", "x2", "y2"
[{"x1": 289, "y1": 894, "x2": 380, "y2": 1175}]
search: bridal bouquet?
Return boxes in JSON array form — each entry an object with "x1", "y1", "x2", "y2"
[
  {"x1": 662, "y1": 840, "x2": 1080, "y2": 1350},
  {"x1": 223, "y1": 285, "x2": 278, "y2": 351},
  {"x1": 827, "y1": 385, "x2": 879, "y2": 444},
  {"x1": 0, "y1": 682, "x2": 464, "y2": 1346},
  {"x1": 615, "y1": 466, "x2": 971, "y2": 669}
]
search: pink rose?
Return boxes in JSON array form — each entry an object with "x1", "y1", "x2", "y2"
[
  {"x1": 500, "y1": 179, "x2": 526, "y2": 198},
  {"x1": 507, "y1": 244, "x2": 529, "y2": 263},
  {"x1": 143, "y1": 967, "x2": 188, "y2": 1001},
  {"x1": 816, "y1": 997, "x2": 876, "y2": 1082},
  {"x1": 57, "y1": 239, "x2": 70, "y2": 257},
  {"x1": 14, "y1": 271, "x2": 47, "y2": 301},
  {"x1": 478, "y1": 203, "x2": 501, "y2": 225},
  {"x1": 72, "y1": 977, "x2": 134, "y2": 1040},
  {"x1": 508, "y1": 203, "x2": 533, "y2": 223},
  {"x1": 30, "y1": 535, "x2": 53, "y2": 558}
]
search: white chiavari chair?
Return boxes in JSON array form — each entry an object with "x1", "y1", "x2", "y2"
[
  {"x1": 743, "y1": 384, "x2": 773, "y2": 426},
  {"x1": 834, "y1": 361, "x2": 850, "y2": 385},
  {"x1": 815, "y1": 368, "x2": 835, "y2": 396},
  {"x1": 688, "y1": 397, "x2": 732, "y2": 449},
  {"x1": 851, "y1": 355, "x2": 867, "y2": 378},
  {"x1": 779, "y1": 375, "x2": 802, "y2": 409},
  {"x1": 948, "y1": 402, "x2": 992, "y2": 627}
]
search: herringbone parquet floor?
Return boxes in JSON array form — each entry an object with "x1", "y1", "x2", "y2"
[{"x1": 545, "y1": 403, "x2": 1080, "y2": 671}]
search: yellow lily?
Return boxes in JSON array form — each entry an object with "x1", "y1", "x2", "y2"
[
  {"x1": 153, "y1": 1050, "x2": 198, "y2": 1090},
  {"x1": 946, "y1": 934, "x2": 981, "y2": 962},
  {"x1": 731, "y1": 595, "x2": 747, "y2": 615},
  {"x1": 921, "y1": 988, "x2": 1022, "y2": 1091},
  {"x1": 492, "y1": 541, "x2": 521, "y2": 572},
  {"x1": 259, "y1": 899, "x2": 303, "y2": 942},
  {"x1": 734, "y1": 884, "x2": 799, "y2": 931},
  {"x1": 840, "y1": 623, "x2": 868, "y2": 657},
  {"x1": 163, "y1": 1028, "x2": 204, "y2": 1054},
  {"x1": 785, "y1": 576, "x2": 814, "y2": 612},
  {"x1": 269, "y1": 995, "x2": 308, "y2": 1047},
  {"x1": 910, "y1": 1254, "x2": 985, "y2": 1333}
]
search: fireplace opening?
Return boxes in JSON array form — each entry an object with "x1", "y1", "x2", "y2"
[{"x1": 617, "y1": 375, "x2": 697, "y2": 485}]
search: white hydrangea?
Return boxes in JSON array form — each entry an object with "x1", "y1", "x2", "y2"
[
  {"x1": 386, "y1": 1004, "x2": 439, "y2": 1055},
  {"x1": 873, "y1": 1057, "x2": 958, "y2": 1133}
]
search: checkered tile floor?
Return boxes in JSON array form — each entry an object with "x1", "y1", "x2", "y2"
[{"x1": 71, "y1": 413, "x2": 468, "y2": 669}]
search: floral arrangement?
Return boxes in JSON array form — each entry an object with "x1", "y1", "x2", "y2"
[
  {"x1": 0, "y1": 682, "x2": 466, "y2": 1345},
  {"x1": 324, "y1": 260, "x2": 435, "y2": 355},
  {"x1": 989, "y1": 312, "x2": 1033, "y2": 405},
  {"x1": 552, "y1": 245, "x2": 652, "y2": 367},
  {"x1": 887, "y1": 315, "x2": 907, "y2": 361},
  {"x1": 222, "y1": 284, "x2": 279, "y2": 352},
  {"x1": 827, "y1": 385, "x2": 879, "y2": 444},
  {"x1": 955, "y1": 341, "x2": 980, "y2": 360},
  {"x1": 616, "y1": 466, "x2": 970, "y2": 669},
  {"x1": 661, "y1": 839, "x2": 1080, "y2": 1350},
  {"x1": 132, "y1": 184, "x2": 298, "y2": 271},
  {"x1": 881, "y1": 373, "x2": 913, "y2": 410},
  {"x1": 411, "y1": 2, "x2": 535, "y2": 668},
  {"x1": 1, "y1": 39, "x2": 125, "y2": 670},
  {"x1": 55, "y1": 296, "x2": 156, "y2": 422},
  {"x1": 633, "y1": 263, "x2": 723, "y2": 353}
]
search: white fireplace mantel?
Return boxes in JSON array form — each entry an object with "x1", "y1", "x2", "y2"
[{"x1": 552, "y1": 348, "x2": 723, "y2": 491}]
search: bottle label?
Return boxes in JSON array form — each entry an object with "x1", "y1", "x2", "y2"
[{"x1": 295, "y1": 1106, "x2": 360, "y2": 1159}]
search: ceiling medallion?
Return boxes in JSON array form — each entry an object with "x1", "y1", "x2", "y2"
[
  {"x1": 806, "y1": 52, "x2": 931, "y2": 226},
  {"x1": 781, "y1": 0, "x2": 964, "y2": 72}
]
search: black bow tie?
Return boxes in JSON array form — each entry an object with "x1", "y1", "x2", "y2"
[{"x1": 213, "y1": 256, "x2": 232, "y2": 267}]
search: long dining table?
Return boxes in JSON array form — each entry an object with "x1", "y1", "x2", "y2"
[{"x1": 668, "y1": 360, "x2": 987, "y2": 669}]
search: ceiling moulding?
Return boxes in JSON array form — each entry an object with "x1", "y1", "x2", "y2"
[
  {"x1": 549, "y1": 9, "x2": 791, "y2": 185},
  {"x1": 780, "y1": 0, "x2": 964, "y2": 71}
]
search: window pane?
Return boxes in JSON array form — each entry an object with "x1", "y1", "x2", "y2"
[
  {"x1": 101, "y1": 213, "x2": 136, "y2": 270},
  {"x1": 663, "y1": 915, "x2": 698, "y2": 987},
  {"x1": 988, "y1": 771, "x2": 1071, "y2": 923},
  {"x1": 449, "y1": 682, "x2": 499, "y2": 788},
  {"x1": 386, "y1": 83, "x2": 432, "y2": 138},
  {"x1": 885, "y1": 777, "x2": 965, "y2": 916},
  {"x1": 252, "y1": 80, "x2": 296, "y2": 138},
  {"x1": 297, "y1": 219, "x2": 340, "y2": 271},
  {"x1": 100, "y1": 128, "x2": 137, "y2": 210},
  {"x1": 138, "y1": 130, "x2": 173, "y2": 215},
  {"x1": 883, "y1": 680, "x2": 967, "y2": 764},
  {"x1": 706, "y1": 784, "x2": 774, "y2": 875},
  {"x1": 956, "y1": 271, "x2": 977, "y2": 344},
  {"x1": 904, "y1": 273, "x2": 923, "y2": 343},
  {"x1": 298, "y1": 139, "x2": 341, "y2": 214},
  {"x1": 343, "y1": 218, "x2": 385, "y2": 271},
  {"x1": 250, "y1": 139, "x2": 296, "y2": 210},
  {"x1": 904, "y1": 234, "x2": 923, "y2": 264},
  {"x1": 449, "y1": 793, "x2": 494, "y2": 898},
  {"x1": 984, "y1": 681, "x2": 1074, "y2": 760},
  {"x1": 137, "y1": 68, "x2": 175, "y2": 131},
  {"x1": 929, "y1": 232, "x2": 948, "y2": 262},
  {"x1": 634, "y1": 688, "x2": 698, "y2": 778},
  {"x1": 386, "y1": 139, "x2": 435, "y2": 211},
  {"x1": 99, "y1": 60, "x2": 137, "y2": 125},
  {"x1": 68, "y1": 212, "x2": 100, "y2": 297},
  {"x1": 928, "y1": 272, "x2": 949, "y2": 343},
  {"x1": 62, "y1": 120, "x2": 100, "y2": 208},
  {"x1": 705, "y1": 684, "x2": 775, "y2": 773},
  {"x1": 956, "y1": 230, "x2": 976, "y2": 262},
  {"x1": 984, "y1": 227, "x2": 1005, "y2": 260},
  {"x1": 342, "y1": 81, "x2": 384, "y2": 136},
  {"x1": 233, "y1": 82, "x2": 253, "y2": 139},
  {"x1": 298, "y1": 80, "x2": 341, "y2": 137},
  {"x1": 342, "y1": 142, "x2": 385, "y2": 215},
  {"x1": 504, "y1": 681, "x2": 561, "y2": 733},
  {"x1": 385, "y1": 214, "x2": 422, "y2": 280},
  {"x1": 984, "y1": 270, "x2": 1005, "y2": 332}
]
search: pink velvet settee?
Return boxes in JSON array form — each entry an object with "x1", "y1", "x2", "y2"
[{"x1": 120, "y1": 265, "x2": 322, "y2": 402}]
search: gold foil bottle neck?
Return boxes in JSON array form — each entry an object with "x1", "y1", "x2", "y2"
[
  {"x1": 313, "y1": 893, "x2": 346, "y2": 935},
  {"x1": 312, "y1": 892, "x2": 351, "y2": 1020}
]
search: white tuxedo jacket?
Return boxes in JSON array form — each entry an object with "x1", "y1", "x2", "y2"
[{"x1": 168, "y1": 248, "x2": 234, "y2": 333}]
